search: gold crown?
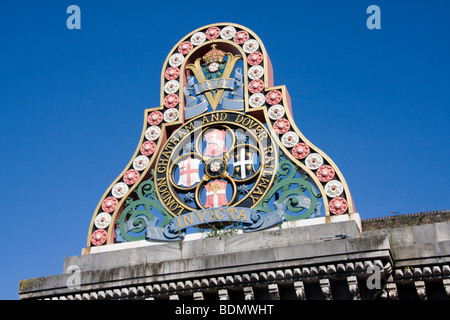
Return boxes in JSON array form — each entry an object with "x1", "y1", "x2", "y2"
[{"x1": 202, "y1": 44, "x2": 225, "y2": 65}]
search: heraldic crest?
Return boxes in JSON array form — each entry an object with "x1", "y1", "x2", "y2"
[{"x1": 86, "y1": 23, "x2": 355, "y2": 249}]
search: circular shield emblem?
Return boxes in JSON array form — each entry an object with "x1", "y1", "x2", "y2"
[{"x1": 154, "y1": 111, "x2": 278, "y2": 217}]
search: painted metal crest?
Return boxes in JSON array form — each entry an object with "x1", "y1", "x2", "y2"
[{"x1": 87, "y1": 23, "x2": 355, "y2": 248}]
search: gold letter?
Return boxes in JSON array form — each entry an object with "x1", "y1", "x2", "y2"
[
  {"x1": 226, "y1": 208, "x2": 237, "y2": 220},
  {"x1": 236, "y1": 209, "x2": 247, "y2": 221},
  {"x1": 175, "y1": 217, "x2": 182, "y2": 229},
  {"x1": 183, "y1": 213, "x2": 194, "y2": 227},
  {"x1": 220, "y1": 112, "x2": 228, "y2": 121},
  {"x1": 215, "y1": 208, "x2": 225, "y2": 220},
  {"x1": 195, "y1": 210, "x2": 206, "y2": 222}
]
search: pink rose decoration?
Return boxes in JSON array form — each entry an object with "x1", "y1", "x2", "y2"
[
  {"x1": 249, "y1": 79, "x2": 264, "y2": 93},
  {"x1": 273, "y1": 118, "x2": 290, "y2": 134},
  {"x1": 266, "y1": 90, "x2": 282, "y2": 105},
  {"x1": 233, "y1": 31, "x2": 249, "y2": 44},
  {"x1": 292, "y1": 143, "x2": 310, "y2": 159},
  {"x1": 205, "y1": 27, "x2": 220, "y2": 40},
  {"x1": 329, "y1": 197, "x2": 348, "y2": 215},
  {"x1": 178, "y1": 41, "x2": 193, "y2": 55},
  {"x1": 164, "y1": 94, "x2": 179, "y2": 108},
  {"x1": 248, "y1": 52, "x2": 263, "y2": 66},
  {"x1": 147, "y1": 111, "x2": 163, "y2": 126},
  {"x1": 101, "y1": 196, "x2": 118, "y2": 213},
  {"x1": 165, "y1": 67, "x2": 180, "y2": 80},
  {"x1": 123, "y1": 169, "x2": 140, "y2": 185},
  {"x1": 316, "y1": 165, "x2": 335, "y2": 182},
  {"x1": 140, "y1": 140, "x2": 156, "y2": 156},
  {"x1": 91, "y1": 229, "x2": 107, "y2": 246}
]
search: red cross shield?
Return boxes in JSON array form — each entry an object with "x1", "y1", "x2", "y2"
[{"x1": 177, "y1": 157, "x2": 201, "y2": 187}]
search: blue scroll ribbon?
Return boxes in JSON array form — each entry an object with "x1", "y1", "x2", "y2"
[
  {"x1": 116, "y1": 194, "x2": 321, "y2": 242},
  {"x1": 221, "y1": 67, "x2": 244, "y2": 111},
  {"x1": 184, "y1": 76, "x2": 209, "y2": 119},
  {"x1": 184, "y1": 67, "x2": 245, "y2": 119},
  {"x1": 146, "y1": 207, "x2": 285, "y2": 241}
]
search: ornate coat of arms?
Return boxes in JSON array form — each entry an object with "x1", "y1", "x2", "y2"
[
  {"x1": 205, "y1": 180, "x2": 228, "y2": 208},
  {"x1": 177, "y1": 157, "x2": 201, "y2": 187},
  {"x1": 87, "y1": 23, "x2": 355, "y2": 247},
  {"x1": 184, "y1": 44, "x2": 244, "y2": 118},
  {"x1": 203, "y1": 129, "x2": 227, "y2": 157},
  {"x1": 232, "y1": 146, "x2": 256, "y2": 179}
]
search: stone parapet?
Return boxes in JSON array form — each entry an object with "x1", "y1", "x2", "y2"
[{"x1": 19, "y1": 216, "x2": 450, "y2": 300}]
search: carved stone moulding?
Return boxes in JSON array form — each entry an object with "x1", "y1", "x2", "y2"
[{"x1": 41, "y1": 259, "x2": 392, "y2": 300}]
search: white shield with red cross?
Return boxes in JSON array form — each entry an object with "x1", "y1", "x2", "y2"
[
  {"x1": 177, "y1": 157, "x2": 201, "y2": 187},
  {"x1": 204, "y1": 180, "x2": 228, "y2": 208},
  {"x1": 203, "y1": 129, "x2": 227, "y2": 157}
]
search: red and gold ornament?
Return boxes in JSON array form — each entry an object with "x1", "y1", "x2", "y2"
[
  {"x1": 292, "y1": 143, "x2": 310, "y2": 159},
  {"x1": 164, "y1": 67, "x2": 180, "y2": 80},
  {"x1": 329, "y1": 197, "x2": 348, "y2": 215},
  {"x1": 164, "y1": 94, "x2": 179, "y2": 108},
  {"x1": 233, "y1": 31, "x2": 249, "y2": 44},
  {"x1": 147, "y1": 111, "x2": 163, "y2": 126},
  {"x1": 178, "y1": 41, "x2": 193, "y2": 55},
  {"x1": 316, "y1": 165, "x2": 335, "y2": 182},
  {"x1": 140, "y1": 141, "x2": 156, "y2": 156},
  {"x1": 273, "y1": 118, "x2": 290, "y2": 134},
  {"x1": 249, "y1": 79, "x2": 264, "y2": 93},
  {"x1": 123, "y1": 169, "x2": 140, "y2": 185},
  {"x1": 248, "y1": 52, "x2": 263, "y2": 66},
  {"x1": 101, "y1": 196, "x2": 118, "y2": 213},
  {"x1": 91, "y1": 229, "x2": 107, "y2": 246},
  {"x1": 205, "y1": 27, "x2": 220, "y2": 40},
  {"x1": 266, "y1": 90, "x2": 282, "y2": 105}
]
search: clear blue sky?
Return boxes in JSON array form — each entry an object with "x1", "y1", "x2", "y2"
[{"x1": 0, "y1": 0, "x2": 448, "y2": 300}]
